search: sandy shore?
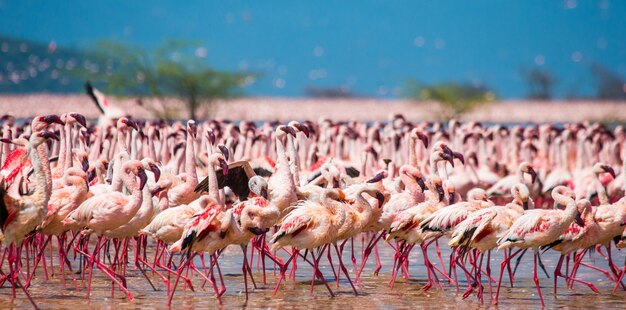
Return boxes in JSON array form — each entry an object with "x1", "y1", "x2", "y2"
[{"x1": 1, "y1": 94, "x2": 625, "y2": 123}]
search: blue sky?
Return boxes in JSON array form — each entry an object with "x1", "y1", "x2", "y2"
[{"x1": 0, "y1": 0, "x2": 624, "y2": 98}]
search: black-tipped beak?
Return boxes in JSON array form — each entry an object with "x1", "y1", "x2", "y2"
[
  {"x1": 332, "y1": 177, "x2": 340, "y2": 188},
  {"x1": 124, "y1": 119, "x2": 140, "y2": 131},
  {"x1": 528, "y1": 167, "x2": 538, "y2": 185},
  {"x1": 43, "y1": 115, "x2": 64, "y2": 126},
  {"x1": 207, "y1": 130, "x2": 216, "y2": 145},
  {"x1": 218, "y1": 145, "x2": 230, "y2": 161},
  {"x1": 82, "y1": 158, "x2": 89, "y2": 172},
  {"x1": 523, "y1": 200, "x2": 529, "y2": 210},
  {"x1": 219, "y1": 159, "x2": 229, "y2": 175},
  {"x1": 87, "y1": 169, "x2": 96, "y2": 182},
  {"x1": 376, "y1": 192, "x2": 385, "y2": 208},
  {"x1": 448, "y1": 192, "x2": 456, "y2": 204},
  {"x1": 248, "y1": 227, "x2": 270, "y2": 235},
  {"x1": 0, "y1": 138, "x2": 12, "y2": 144},
  {"x1": 188, "y1": 121, "x2": 197, "y2": 138},
  {"x1": 574, "y1": 210, "x2": 584, "y2": 227},
  {"x1": 149, "y1": 163, "x2": 161, "y2": 182},
  {"x1": 260, "y1": 188, "x2": 269, "y2": 200},
  {"x1": 367, "y1": 171, "x2": 385, "y2": 183},
  {"x1": 602, "y1": 165, "x2": 616, "y2": 179},
  {"x1": 437, "y1": 184, "x2": 445, "y2": 202},
  {"x1": 442, "y1": 152, "x2": 455, "y2": 167},
  {"x1": 138, "y1": 168, "x2": 148, "y2": 190},
  {"x1": 416, "y1": 177, "x2": 427, "y2": 192},
  {"x1": 281, "y1": 126, "x2": 297, "y2": 137},
  {"x1": 42, "y1": 131, "x2": 60, "y2": 141},
  {"x1": 417, "y1": 133, "x2": 429, "y2": 148},
  {"x1": 441, "y1": 145, "x2": 454, "y2": 157},
  {"x1": 453, "y1": 152, "x2": 465, "y2": 165},
  {"x1": 72, "y1": 113, "x2": 87, "y2": 128},
  {"x1": 293, "y1": 123, "x2": 310, "y2": 138}
]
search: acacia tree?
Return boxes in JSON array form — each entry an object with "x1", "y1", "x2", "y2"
[
  {"x1": 521, "y1": 67, "x2": 555, "y2": 100},
  {"x1": 403, "y1": 80, "x2": 495, "y2": 120},
  {"x1": 86, "y1": 39, "x2": 249, "y2": 120}
]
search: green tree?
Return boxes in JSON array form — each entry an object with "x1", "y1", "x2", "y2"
[
  {"x1": 84, "y1": 39, "x2": 251, "y2": 120},
  {"x1": 402, "y1": 80, "x2": 495, "y2": 120}
]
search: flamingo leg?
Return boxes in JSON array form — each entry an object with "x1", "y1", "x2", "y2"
[{"x1": 533, "y1": 252, "x2": 545, "y2": 308}]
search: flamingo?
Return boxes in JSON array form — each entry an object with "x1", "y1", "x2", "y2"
[
  {"x1": 495, "y1": 186, "x2": 584, "y2": 307},
  {"x1": 0, "y1": 129, "x2": 59, "y2": 308}
]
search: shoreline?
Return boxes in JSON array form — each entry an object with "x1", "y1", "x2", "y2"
[{"x1": 1, "y1": 94, "x2": 625, "y2": 123}]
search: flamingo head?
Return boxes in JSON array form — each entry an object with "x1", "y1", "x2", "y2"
[
  {"x1": 593, "y1": 163, "x2": 616, "y2": 179},
  {"x1": 118, "y1": 117, "x2": 139, "y2": 132},
  {"x1": 69, "y1": 112, "x2": 87, "y2": 128},
  {"x1": 411, "y1": 128, "x2": 429, "y2": 148},
  {"x1": 367, "y1": 170, "x2": 387, "y2": 183},
  {"x1": 289, "y1": 121, "x2": 310, "y2": 138},
  {"x1": 249, "y1": 176, "x2": 269, "y2": 199},
  {"x1": 187, "y1": 120, "x2": 197, "y2": 138},
  {"x1": 217, "y1": 144, "x2": 230, "y2": 161},
  {"x1": 521, "y1": 162, "x2": 537, "y2": 184}
]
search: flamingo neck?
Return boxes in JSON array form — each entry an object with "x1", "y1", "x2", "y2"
[
  {"x1": 207, "y1": 157, "x2": 221, "y2": 204},
  {"x1": 31, "y1": 140, "x2": 52, "y2": 207},
  {"x1": 185, "y1": 133, "x2": 197, "y2": 182},
  {"x1": 287, "y1": 134, "x2": 300, "y2": 185},
  {"x1": 593, "y1": 171, "x2": 609, "y2": 205}
]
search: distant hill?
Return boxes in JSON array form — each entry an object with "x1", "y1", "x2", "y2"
[{"x1": 0, "y1": 35, "x2": 103, "y2": 93}]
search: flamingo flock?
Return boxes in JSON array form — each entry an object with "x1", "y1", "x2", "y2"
[{"x1": 1, "y1": 111, "x2": 625, "y2": 308}]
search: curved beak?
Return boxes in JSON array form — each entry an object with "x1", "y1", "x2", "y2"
[
  {"x1": 280, "y1": 126, "x2": 297, "y2": 137},
  {"x1": 416, "y1": 177, "x2": 426, "y2": 192},
  {"x1": 42, "y1": 114, "x2": 65, "y2": 126},
  {"x1": 448, "y1": 192, "x2": 456, "y2": 204},
  {"x1": 207, "y1": 130, "x2": 216, "y2": 145},
  {"x1": 218, "y1": 145, "x2": 230, "y2": 161},
  {"x1": 332, "y1": 177, "x2": 340, "y2": 188},
  {"x1": 87, "y1": 169, "x2": 96, "y2": 182},
  {"x1": 42, "y1": 131, "x2": 60, "y2": 141},
  {"x1": 441, "y1": 144, "x2": 454, "y2": 158},
  {"x1": 437, "y1": 184, "x2": 445, "y2": 202},
  {"x1": 375, "y1": 192, "x2": 385, "y2": 208},
  {"x1": 367, "y1": 171, "x2": 386, "y2": 183},
  {"x1": 260, "y1": 188, "x2": 269, "y2": 200},
  {"x1": 602, "y1": 165, "x2": 616, "y2": 179},
  {"x1": 417, "y1": 132, "x2": 429, "y2": 148},
  {"x1": 0, "y1": 138, "x2": 12, "y2": 144},
  {"x1": 453, "y1": 152, "x2": 465, "y2": 165},
  {"x1": 442, "y1": 152, "x2": 455, "y2": 167},
  {"x1": 124, "y1": 119, "x2": 140, "y2": 131},
  {"x1": 219, "y1": 158, "x2": 229, "y2": 175},
  {"x1": 293, "y1": 123, "x2": 310, "y2": 138},
  {"x1": 149, "y1": 163, "x2": 161, "y2": 182},
  {"x1": 574, "y1": 210, "x2": 584, "y2": 227},
  {"x1": 188, "y1": 122, "x2": 197, "y2": 138},
  {"x1": 138, "y1": 168, "x2": 148, "y2": 190},
  {"x1": 248, "y1": 227, "x2": 270, "y2": 235},
  {"x1": 523, "y1": 200, "x2": 529, "y2": 210},
  {"x1": 82, "y1": 157, "x2": 89, "y2": 172},
  {"x1": 527, "y1": 167, "x2": 538, "y2": 184},
  {"x1": 72, "y1": 113, "x2": 87, "y2": 128}
]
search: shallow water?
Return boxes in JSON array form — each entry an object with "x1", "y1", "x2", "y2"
[{"x1": 2, "y1": 238, "x2": 626, "y2": 309}]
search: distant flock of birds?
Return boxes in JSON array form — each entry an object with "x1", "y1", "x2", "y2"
[{"x1": 1, "y1": 108, "x2": 626, "y2": 308}]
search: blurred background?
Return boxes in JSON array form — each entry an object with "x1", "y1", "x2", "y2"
[{"x1": 0, "y1": 0, "x2": 625, "y2": 121}]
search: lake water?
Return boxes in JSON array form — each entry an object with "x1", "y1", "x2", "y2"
[{"x1": 2, "y1": 238, "x2": 626, "y2": 309}]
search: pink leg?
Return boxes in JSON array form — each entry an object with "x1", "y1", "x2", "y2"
[{"x1": 533, "y1": 252, "x2": 545, "y2": 308}]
